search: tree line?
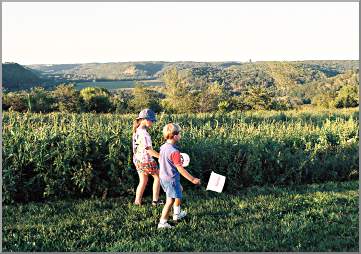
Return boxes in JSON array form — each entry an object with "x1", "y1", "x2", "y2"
[{"x1": 2, "y1": 68, "x2": 359, "y2": 114}]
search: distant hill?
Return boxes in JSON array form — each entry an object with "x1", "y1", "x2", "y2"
[
  {"x1": 2, "y1": 62, "x2": 44, "y2": 91},
  {"x1": 27, "y1": 61, "x2": 243, "y2": 81},
  {"x1": 173, "y1": 60, "x2": 359, "y2": 96},
  {"x1": 28, "y1": 62, "x2": 163, "y2": 81},
  {"x1": 295, "y1": 70, "x2": 359, "y2": 101},
  {"x1": 27, "y1": 60, "x2": 358, "y2": 83},
  {"x1": 3, "y1": 60, "x2": 358, "y2": 93}
]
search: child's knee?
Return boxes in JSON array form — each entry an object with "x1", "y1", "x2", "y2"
[
  {"x1": 166, "y1": 198, "x2": 174, "y2": 206},
  {"x1": 139, "y1": 177, "x2": 148, "y2": 185}
]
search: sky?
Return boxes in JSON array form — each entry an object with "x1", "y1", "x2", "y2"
[{"x1": 2, "y1": 2, "x2": 359, "y2": 65}]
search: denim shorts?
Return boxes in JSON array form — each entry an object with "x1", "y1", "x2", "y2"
[{"x1": 160, "y1": 179, "x2": 182, "y2": 199}]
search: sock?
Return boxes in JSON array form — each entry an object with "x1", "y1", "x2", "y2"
[
  {"x1": 173, "y1": 205, "x2": 180, "y2": 215},
  {"x1": 160, "y1": 219, "x2": 167, "y2": 224}
]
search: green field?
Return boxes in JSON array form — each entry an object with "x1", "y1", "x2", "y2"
[
  {"x1": 2, "y1": 108, "x2": 358, "y2": 204},
  {"x1": 2, "y1": 180, "x2": 358, "y2": 251},
  {"x1": 2, "y1": 108, "x2": 359, "y2": 251},
  {"x1": 75, "y1": 80, "x2": 164, "y2": 90}
]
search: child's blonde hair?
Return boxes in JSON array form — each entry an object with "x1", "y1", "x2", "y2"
[
  {"x1": 163, "y1": 123, "x2": 181, "y2": 140},
  {"x1": 132, "y1": 119, "x2": 142, "y2": 133}
]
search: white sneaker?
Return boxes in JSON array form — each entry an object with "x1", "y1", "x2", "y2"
[
  {"x1": 173, "y1": 210, "x2": 187, "y2": 221},
  {"x1": 158, "y1": 222, "x2": 173, "y2": 229}
]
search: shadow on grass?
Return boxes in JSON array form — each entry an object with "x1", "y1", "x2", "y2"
[{"x1": 185, "y1": 179, "x2": 358, "y2": 201}]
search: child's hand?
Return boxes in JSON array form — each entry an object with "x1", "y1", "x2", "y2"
[{"x1": 192, "y1": 178, "x2": 201, "y2": 185}]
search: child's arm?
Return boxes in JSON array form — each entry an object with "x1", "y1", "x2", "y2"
[
  {"x1": 145, "y1": 147, "x2": 159, "y2": 158},
  {"x1": 176, "y1": 165, "x2": 201, "y2": 185},
  {"x1": 142, "y1": 132, "x2": 159, "y2": 158}
]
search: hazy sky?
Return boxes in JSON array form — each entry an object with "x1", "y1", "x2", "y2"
[{"x1": 2, "y1": 2, "x2": 359, "y2": 65}]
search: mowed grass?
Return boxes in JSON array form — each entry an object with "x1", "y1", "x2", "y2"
[
  {"x1": 75, "y1": 80, "x2": 163, "y2": 90},
  {"x1": 3, "y1": 180, "x2": 358, "y2": 252}
]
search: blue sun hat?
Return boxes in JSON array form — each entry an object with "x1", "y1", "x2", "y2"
[{"x1": 136, "y1": 108, "x2": 157, "y2": 122}]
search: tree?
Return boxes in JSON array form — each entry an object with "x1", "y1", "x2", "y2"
[
  {"x1": 270, "y1": 96, "x2": 295, "y2": 110},
  {"x1": 217, "y1": 100, "x2": 232, "y2": 113},
  {"x1": 128, "y1": 82, "x2": 162, "y2": 113},
  {"x1": 312, "y1": 91, "x2": 336, "y2": 108},
  {"x1": 27, "y1": 87, "x2": 55, "y2": 113},
  {"x1": 161, "y1": 68, "x2": 197, "y2": 113},
  {"x1": 242, "y1": 86, "x2": 273, "y2": 110},
  {"x1": 333, "y1": 85, "x2": 359, "y2": 108},
  {"x1": 2, "y1": 91, "x2": 28, "y2": 112},
  {"x1": 52, "y1": 84, "x2": 82, "y2": 112},
  {"x1": 80, "y1": 87, "x2": 112, "y2": 113},
  {"x1": 197, "y1": 82, "x2": 229, "y2": 112},
  {"x1": 111, "y1": 90, "x2": 133, "y2": 114}
]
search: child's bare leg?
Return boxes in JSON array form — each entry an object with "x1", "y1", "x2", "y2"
[
  {"x1": 173, "y1": 198, "x2": 182, "y2": 216},
  {"x1": 174, "y1": 198, "x2": 181, "y2": 206},
  {"x1": 160, "y1": 197, "x2": 174, "y2": 221},
  {"x1": 134, "y1": 172, "x2": 148, "y2": 204},
  {"x1": 151, "y1": 173, "x2": 160, "y2": 201}
]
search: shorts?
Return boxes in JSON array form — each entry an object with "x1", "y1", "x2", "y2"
[
  {"x1": 160, "y1": 178, "x2": 182, "y2": 199},
  {"x1": 135, "y1": 161, "x2": 159, "y2": 175}
]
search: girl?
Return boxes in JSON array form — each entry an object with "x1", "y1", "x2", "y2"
[{"x1": 132, "y1": 108, "x2": 164, "y2": 206}]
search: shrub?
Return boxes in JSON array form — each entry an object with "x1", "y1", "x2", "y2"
[{"x1": 2, "y1": 109, "x2": 358, "y2": 203}]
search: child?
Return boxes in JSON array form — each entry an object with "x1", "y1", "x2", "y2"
[
  {"x1": 158, "y1": 123, "x2": 201, "y2": 229},
  {"x1": 132, "y1": 108, "x2": 163, "y2": 206}
]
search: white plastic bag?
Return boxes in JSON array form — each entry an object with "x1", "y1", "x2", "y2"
[{"x1": 206, "y1": 171, "x2": 226, "y2": 193}]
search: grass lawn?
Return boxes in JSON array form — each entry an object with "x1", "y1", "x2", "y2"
[{"x1": 2, "y1": 180, "x2": 359, "y2": 252}]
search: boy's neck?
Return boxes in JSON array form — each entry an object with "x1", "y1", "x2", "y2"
[{"x1": 166, "y1": 139, "x2": 176, "y2": 145}]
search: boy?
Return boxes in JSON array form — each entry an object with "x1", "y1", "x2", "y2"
[{"x1": 158, "y1": 123, "x2": 201, "y2": 229}]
